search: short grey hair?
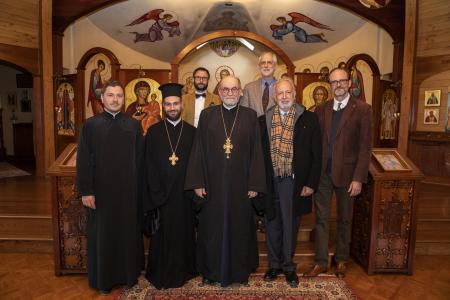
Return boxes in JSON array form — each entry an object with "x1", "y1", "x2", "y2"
[{"x1": 258, "y1": 51, "x2": 278, "y2": 65}]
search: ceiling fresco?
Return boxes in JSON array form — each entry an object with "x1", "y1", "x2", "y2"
[{"x1": 87, "y1": 0, "x2": 381, "y2": 62}]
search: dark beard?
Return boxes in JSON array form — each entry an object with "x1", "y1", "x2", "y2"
[
  {"x1": 165, "y1": 111, "x2": 181, "y2": 121},
  {"x1": 194, "y1": 82, "x2": 208, "y2": 92}
]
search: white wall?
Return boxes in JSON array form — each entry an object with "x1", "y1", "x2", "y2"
[
  {"x1": 178, "y1": 45, "x2": 274, "y2": 92},
  {"x1": 0, "y1": 65, "x2": 34, "y2": 155},
  {"x1": 62, "y1": 17, "x2": 170, "y2": 74},
  {"x1": 294, "y1": 22, "x2": 393, "y2": 76}
]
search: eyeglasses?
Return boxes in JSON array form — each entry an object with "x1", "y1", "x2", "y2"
[
  {"x1": 194, "y1": 76, "x2": 209, "y2": 81},
  {"x1": 329, "y1": 79, "x2": 350, "y2": 86},
  {"x1": 259, "y1": 61, "x2": 275, "y2": 67},
  {"x1": 219, "y1": 87, "x2": 240, "y2": 95}
]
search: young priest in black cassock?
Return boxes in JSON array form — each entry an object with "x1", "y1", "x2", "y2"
[
  {"x1": 76, "y1": 80, "x2": 144, "y2": 294},
  {"x1": 144, "y1": 83, "x2": 197, "y2": 289}
]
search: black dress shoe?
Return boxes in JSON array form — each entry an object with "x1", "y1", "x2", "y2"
[
  {"x1": 284, "y1": 271, "x2": 299, "y2": 287},
  {"x1": 264, "y1": 268, "x2": 282, "y2": 281},
  {"x1": 98, "y1": 289, "x2": 111, "y2": 295},
  {"x1": 240, "y1": 280, "x2": 250, "y2": 287},
  {"x1": 202, "y1": 277, "x2": 216, "y2": 285}
]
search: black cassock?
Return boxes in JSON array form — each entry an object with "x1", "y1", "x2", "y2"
[
  {"x1": 76, "y1": 111, "x2": 144, "y2": 291},
  {"x1": 185, "y1": 105, "x2": 266, "y2": 286},
  {"x1": 144, "y1": 120, "x2": 196, "y2": 289}
]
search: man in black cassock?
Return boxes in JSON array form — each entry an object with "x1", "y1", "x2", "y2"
[
  {"x1": 185, "y1": 76, "x2": 266, "y2": 287},
  {"x1": 77, "y1": 80, "x2": 144, "y2": 294},
  {"x1": 144, "y1": 83, "x2": 197, "y2": 289}
]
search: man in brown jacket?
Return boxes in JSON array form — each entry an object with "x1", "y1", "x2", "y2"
[
  {"x1": 304, "y1": 67, "x2": 372, "y2": 278},
  {"x1": 182, "y1": 67, "x2": 220, "y2": 127}
]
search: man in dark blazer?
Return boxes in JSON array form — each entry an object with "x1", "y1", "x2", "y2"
[
  {"x1": 304, "y1": 67, "x2": 372, "y2": 278},
  {"x1": 259, "y1": 78, "x2": 322, "y2": 287}
]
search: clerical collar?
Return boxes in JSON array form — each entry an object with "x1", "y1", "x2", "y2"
[
  {"x1": 333, "y1": 93, "x2": 350, "y2": 111},
  {"x1": 104, "y1": 109, "x2": 120, "y2": 118},
  {"x1": 166, "y1": 118, "x2": 181, "y2": 127},
  {"x1": 222, "y1": 103, "x2": 237, "y2": 110}
]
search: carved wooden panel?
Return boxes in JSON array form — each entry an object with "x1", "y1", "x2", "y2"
[
  {"x1": 375, "y1": 180, "x2": 413, "y2": 270},
  {"x1": 352, "y1": 156, "x2": 423, "y2": 275},
  {"x1": 56, "y1": 176, "x2": 87, "y2": 272}
]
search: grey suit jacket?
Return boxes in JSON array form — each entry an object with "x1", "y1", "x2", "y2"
[{"x1": 240, "y1": 79, "x2": 276, "y2": 117}]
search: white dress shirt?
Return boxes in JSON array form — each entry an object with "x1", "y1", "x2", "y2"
[
  {"x1": 333, "y1": 94, "x2": 350, "y2": 111},
  {"x1": 194, "y1": 94, "x2": 205, "y2": 128}
]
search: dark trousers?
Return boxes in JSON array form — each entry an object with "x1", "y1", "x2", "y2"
[
  {"x1": 314, "y1": 173, "x2": 354, "y2": 268},
  {"x1": 264, "y1": 177, "x2": 300, "y2": 272}
]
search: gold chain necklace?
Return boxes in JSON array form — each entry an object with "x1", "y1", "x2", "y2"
[
  {"x1": 163, "y1": 119, "x2": 184, "y2": 166},
  {"x1": 220, "y1": 105, "x2": 239, "y2": 159}
]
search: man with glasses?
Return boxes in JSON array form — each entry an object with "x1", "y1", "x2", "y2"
[
  {"x1": 259, "y1": 78, "x2": 322, "y2": 287},
  {"x1": 304, "y1": 68, "x2": 372, "y2": 278},
  {"x1": 185, "y1": 75, "x2": 266, "y2": 287},
  {"x1": 241, "y1": 52, "x2": 277, "y2": 116},
  {"x1": 182, "y1": 67, "x2": 220, "y2": 127}
]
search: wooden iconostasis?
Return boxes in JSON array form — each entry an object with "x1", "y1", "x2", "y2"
[
  {"x1": 54, "y1": 48, "x2": 401, "y2": 156},
  {"x1": 53, "y1": 48, "x2": 171, "y2": 155}
]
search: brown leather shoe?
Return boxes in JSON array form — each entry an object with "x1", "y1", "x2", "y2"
[
  {"x1": 303, "y1": 264, "x2": 327, "y2": 277},
  {"x1": 335, "y1": 261, "x2": 347, "y2": 278}
]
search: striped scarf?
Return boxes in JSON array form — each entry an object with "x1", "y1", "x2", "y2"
[{"x1": 270, "y1": 105, "x2": 296, "y2": 177}]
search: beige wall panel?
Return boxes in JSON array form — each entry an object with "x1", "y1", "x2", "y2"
[{"x1": 0, "y1": 0, "x2": 38, "y2": 48}]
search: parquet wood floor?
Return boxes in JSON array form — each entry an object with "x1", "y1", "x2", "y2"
[{"x1": 0, "y1": 253, "x2": 449, "y2": 300}]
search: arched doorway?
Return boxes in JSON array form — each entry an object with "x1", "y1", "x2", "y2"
[
  {"x1": 0, "y1": 60, "x2": 36, "y2": 174},
  {"x1": 171, "y1": 30, "x2": 295, "y2": 83},
  {"x1": 0, "y1": 53, "x2": 45, "y2": 176}
]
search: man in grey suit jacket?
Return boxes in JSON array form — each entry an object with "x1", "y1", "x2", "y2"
[{"x1": 240, "y1": 52, "x2": 277, "y2": 116}]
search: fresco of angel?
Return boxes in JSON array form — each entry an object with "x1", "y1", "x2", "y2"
[
  {"x1": 127, "y1": 9, "x2": 181, "y2": 43},
  {"x1": 270, "y1": 12, "x2": 333, "y2": 43}
]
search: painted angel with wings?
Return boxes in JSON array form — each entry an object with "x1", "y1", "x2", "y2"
[
  {"x1": 270, "y1": 12, "x2": 333, "y2": 43},
  {"x1": 127, "y1": 9, "x2": 181, "y2": 43}
]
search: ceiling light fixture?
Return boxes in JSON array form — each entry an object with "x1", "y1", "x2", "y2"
[{"x1": 236, "y1": 38, "x2": 254, "y2": 51}]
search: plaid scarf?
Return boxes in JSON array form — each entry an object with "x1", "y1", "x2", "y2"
[{"x1": 270, "y1": 105, "x2": 296, "y2": 177}]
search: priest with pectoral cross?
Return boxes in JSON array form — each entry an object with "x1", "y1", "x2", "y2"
[
  {"x1": 185, "y1": 76, "x2": 266, "y2": 287},
  {"x1": 144, "y1": 83, "x2": 197, "y2": 289}
]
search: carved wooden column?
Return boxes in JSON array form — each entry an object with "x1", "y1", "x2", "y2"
[{"x1": 351, "y1": 149, "x2": 423, "y2": 275}]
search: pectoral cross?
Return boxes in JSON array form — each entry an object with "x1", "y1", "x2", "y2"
[
  {"x1": 169, "y1": 152, "x2": 179, "y2": 166},
  {"x1": 223, "y1": 137, "x2": 233, "y2": 159}
]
